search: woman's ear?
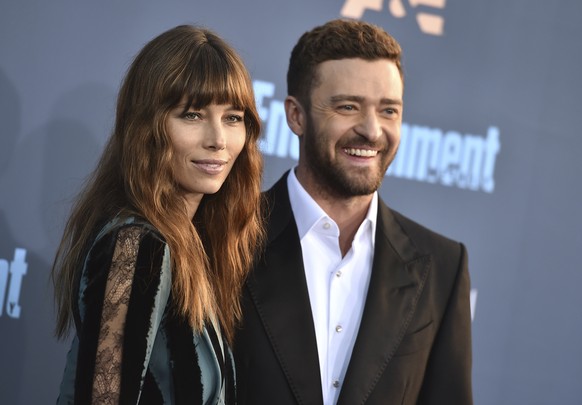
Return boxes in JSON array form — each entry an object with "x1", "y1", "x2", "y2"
[{"x1": 284, "y1": 96, "x2": 306, "y2": 137}]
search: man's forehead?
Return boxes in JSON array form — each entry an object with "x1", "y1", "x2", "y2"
[{"x1": 311, "y1": 59, "x2": 403, "y2": 100}]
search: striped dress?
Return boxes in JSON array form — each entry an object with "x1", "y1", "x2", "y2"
[{"x1": 57, "y1": 216, "x2": 235, "y2": 404}]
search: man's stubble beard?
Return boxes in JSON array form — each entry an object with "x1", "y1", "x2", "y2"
[{"x1": 302, "y1": 114, "x2": 398, "y2": 200}]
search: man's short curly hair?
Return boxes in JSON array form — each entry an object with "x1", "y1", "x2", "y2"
[{"x1": 287, "y1": 19, "x2": 403, "y2": 108}]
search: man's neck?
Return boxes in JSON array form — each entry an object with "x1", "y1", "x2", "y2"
[{"x1": 295, "y1": 169, "x2": 374, "y2": 256}]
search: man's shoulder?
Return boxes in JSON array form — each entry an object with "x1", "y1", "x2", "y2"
[
  {"x1": 379, "y1": 200, "x2": 463, "y2": 257},
  {"x1": 263, "y1": 172, "x2": 290, "y2": 198},
  {"x1": 262, "y1": 172, "x2": 292, "y2": 215}
]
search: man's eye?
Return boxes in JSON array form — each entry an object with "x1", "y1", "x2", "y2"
[
  {"x1": 340, "y1": 105, "x2": 355, "y2": 111},
  {"x1": 385, "y1": 108, "x2": 399, "y2": 115}
]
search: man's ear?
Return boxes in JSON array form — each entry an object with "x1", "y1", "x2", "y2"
[{"x1": 284, "y1": 96, "x2": 306, "y2": 137}]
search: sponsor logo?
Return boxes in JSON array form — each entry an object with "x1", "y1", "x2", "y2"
[
  {"x1": 0, "y1": 248, "x2": 28, "y2": 319},
  {"x1": 389, "y1": 124, "x2": 500, "y2": 193},
  {"x1": 254, "y1": 80, "x2": 501, "y2": 193},
  {"x1": 340, "y1": 0, "x2": 447, "y2": 36}
]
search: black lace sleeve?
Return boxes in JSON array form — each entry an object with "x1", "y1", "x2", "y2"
[
  {"x1": 72, "y1": 222, "x2": 171, "y2": 405},
  {"x1": 91, "y1": 226, "x2": 142, "y2": 404}
]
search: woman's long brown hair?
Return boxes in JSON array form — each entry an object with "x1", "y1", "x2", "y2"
[{"x1": 52, "y1": 25, "x2": 264, "y2": 343}]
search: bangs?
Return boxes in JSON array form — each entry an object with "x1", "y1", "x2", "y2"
[{"x1": 178, "y1": 44, "x2": 251, "y2": 111}]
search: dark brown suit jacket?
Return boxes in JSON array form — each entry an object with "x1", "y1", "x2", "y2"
[{"x1": 234, "y1": 173, "x2": 473, "y2": 404}]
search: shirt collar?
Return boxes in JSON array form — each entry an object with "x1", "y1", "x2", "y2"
[{"x1": 287, "y1": 167, "x2": 378, "y2": 245}]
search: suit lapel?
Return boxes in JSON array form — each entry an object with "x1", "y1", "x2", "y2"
[
  {"x1": 338, "y1": 201, "x2": 431, "y2": 405},
  {"x1": 246, "y1": 174, "x2": 324, "y2": 405}
]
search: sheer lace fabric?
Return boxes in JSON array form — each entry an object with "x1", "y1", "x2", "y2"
[
  {"x1": 91, "y1": 226, "x2": 143, "y2": 404},
  {"x1": 55, "y1": 217, "x2": 234, "y2": 404}
]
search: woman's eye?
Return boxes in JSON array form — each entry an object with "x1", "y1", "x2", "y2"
[
  {"x1": 183, "y1": 111, "x2": 201, "y2": 120},
  {"x1": 226, "y1": 114, "x2": 244, "y2": 122}
]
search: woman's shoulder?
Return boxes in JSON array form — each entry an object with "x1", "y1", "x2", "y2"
[
  {"x1": 95, "y1": 215, "x2": 165, "y2": 246},
  {"x1": 85, "y1": 215, "x2": 169, "y2": 268},
  {"x1": 83, "y1": 215, "x2": 171, "y2": 285}
]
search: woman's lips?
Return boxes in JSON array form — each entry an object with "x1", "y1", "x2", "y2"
[{"x1": 192, "y1": 159, "x2": 227, "y2": 175}]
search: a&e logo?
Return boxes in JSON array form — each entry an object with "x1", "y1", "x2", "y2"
[
  {"x1": 341, "y1": 0, "x2": 447, "y2": 36},
  {"x1": 0, "y1": 248, "x2": 28, "y2": 319}
]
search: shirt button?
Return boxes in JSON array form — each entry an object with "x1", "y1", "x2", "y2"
[
  {"x1": 335, "y1": 325, "x2": 343, "y2": 333},
  {"x1": 333, "y1": 380, "x2": 340, "y2": 388},
  {"x1": 336, "y1": 270, "x2": 342, "y2": 278},
  {"x1": 323, "y1": 222, "x2": 331, "y2": 230}
]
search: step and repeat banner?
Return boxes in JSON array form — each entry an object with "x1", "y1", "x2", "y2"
[{"x1": 1, "y1": 1, "x2": 581, "y2": 403}]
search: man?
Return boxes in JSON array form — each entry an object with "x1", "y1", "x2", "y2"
[{"x1": 235, "y1": 19, "x2": 473, "y2": 405}]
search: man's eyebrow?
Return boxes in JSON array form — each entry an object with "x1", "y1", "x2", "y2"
[
  {"x1": 330, "y1": 95, "x2": 364, "y2": 103},
  {"x1": 329, "y1": 94, "x2": 402, "y2": 105},
  {"x1": 381, "y1": 98, "x2": 403, "y2": 106}
]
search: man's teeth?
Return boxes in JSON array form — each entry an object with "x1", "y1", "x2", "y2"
[{"x1": 344, "y1": 148, "x2": 377, "y2": 157}]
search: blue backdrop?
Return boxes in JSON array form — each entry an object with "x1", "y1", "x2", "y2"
[{"x1": 1, "y1": 1, "x2": 581, "y2": 403}]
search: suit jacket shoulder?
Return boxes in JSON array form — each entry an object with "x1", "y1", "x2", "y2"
[
  {"x1": 235, "y1": 173, "x2": 473, "y2": 405},
  {"x1": 345, "y1": 199, "x2": 473, "y2": 405}
]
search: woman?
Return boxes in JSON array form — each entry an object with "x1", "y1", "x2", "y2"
[{"x1": 52, "y1": 25, "x2": 264, "y2": 404}]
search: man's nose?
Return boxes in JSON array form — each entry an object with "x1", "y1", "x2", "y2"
[{"x1": 354, "y1": 111, "x2": 382, "y2": 142}]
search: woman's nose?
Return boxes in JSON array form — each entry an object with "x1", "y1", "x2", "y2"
[{"x1": 205, "y1": 122, "x2": 226, "y2": 150}]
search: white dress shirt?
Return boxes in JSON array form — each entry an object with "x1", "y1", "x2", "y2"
[{"x1": 287, "y1": 168, "x2": 378, "y2": 405}]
